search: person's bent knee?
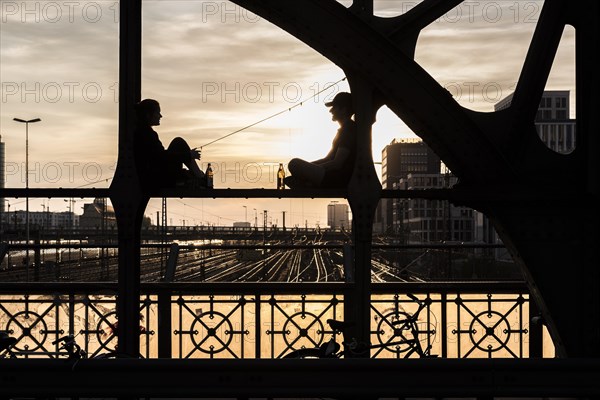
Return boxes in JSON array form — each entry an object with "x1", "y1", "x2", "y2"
[
  {"x1": 170, "y1": 137, "x2": 188, "y2": 146},
  {"x1": 168, "y1": 137, "x2": 190, "y2": 151},
  {"x1": 288, "y1": 158, "x2": 305, "y2": 174}
]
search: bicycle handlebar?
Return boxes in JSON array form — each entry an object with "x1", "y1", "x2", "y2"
[
  {"x1": 406, "y1": 293, "x2": 421, "y2": 303},
  {"x1": 52, "y1": 335, "x2": 74, "y2": 345}
]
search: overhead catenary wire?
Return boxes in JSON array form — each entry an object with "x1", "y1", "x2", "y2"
[
  {"x1": 76, "y1": 178, "x2": 113, "y2": 188},
  {"x1": 201, "y1": 77, "x2": 347, "y2": 149}
]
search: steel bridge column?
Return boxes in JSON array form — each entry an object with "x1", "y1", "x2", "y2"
[
  {"x1": 345, "y1": 74, "x2": 382, "y2": 353},
  {"x1": 110, "y1": 0, "x2": 144, "y2": 358},
  {"x1": 575, "y1": 0, "x2": 600, "y2": 358}
]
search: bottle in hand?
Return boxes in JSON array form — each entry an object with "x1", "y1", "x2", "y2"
[
  {"x1": 206, "y1": 163, "x2": 214, "y2": 188},
  {"x1": 277, "y1": 163, "x2": 285, "y2": 190}
]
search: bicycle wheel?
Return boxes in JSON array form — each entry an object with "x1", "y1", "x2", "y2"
[
  {"x1": 92, "y1": 351, "x2": 142, "y2": 359},
  {"x1": 282, "y1": 348, "x2": 324, "y2": 359}
]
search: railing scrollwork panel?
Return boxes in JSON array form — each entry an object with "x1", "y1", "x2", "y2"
[{"x1": 0, "y1": 293, "x2": 157, "y2": 358}]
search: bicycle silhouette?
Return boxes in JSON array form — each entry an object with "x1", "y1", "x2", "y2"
[
  {"x1": 0, "y1": 332, "x2": 135, "y2": 360},
  {"x1": 0, "y1": 332, "x2": 18, "y2": 359},
  {"x1": 283, "y1": 293, "x2": 436, "y2": 359}
]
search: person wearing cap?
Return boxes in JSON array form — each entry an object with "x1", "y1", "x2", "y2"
[{"x1": 284, "y1": 91, "x2": 357, "y2": 189}]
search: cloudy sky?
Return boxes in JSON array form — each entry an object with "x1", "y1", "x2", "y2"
[{"x1": 0, "y1": 0, "x2": 574, "y2": 227}]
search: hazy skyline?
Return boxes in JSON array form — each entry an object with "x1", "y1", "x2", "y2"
[{"x1": 0, "y1": 0, "x2": 575, "y2": 227}]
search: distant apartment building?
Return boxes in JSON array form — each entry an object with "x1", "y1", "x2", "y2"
[
  {"x1": 4, "y1": 201, "x2": 121, "y2": 230},
  {"x1": 375, "y1": 139, "x2": 441, "y2": 233},
  {"x1": 495, "y1": 90, "x2": 576, "y2": 153},
  {"x1": 327, "y1": 202, "x2": 350, "y2": 229},
  {"x1": 3, "y1": 210, "x2": 79, "y2": 229},
  {"x1": 393, "y1": 173, "x2": 474, "y2": 243}
]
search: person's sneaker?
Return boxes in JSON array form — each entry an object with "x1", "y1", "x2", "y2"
[
  {"x1": 284, "y1": 175, "x2": 314, "y2": 189},
  {"x1": 283, "y1": 176, "x2": 300, "y2": 189}
]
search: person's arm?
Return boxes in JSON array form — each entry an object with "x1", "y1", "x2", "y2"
[
  {"x1": 312, "y1": 148, "x2": 335, "y2": 165},
  {"x1": 319, "y1": 146, "x2": 350, "y2": 170},
  {"x1": 135, "y1": 127, "x2": 165, "y2": 166},
  {"x1": 312, "y1": 129, "x2": 340, "y2": 165},
  {"x1": 312, "y1": 157, "x2": 330, "y2": 166}
]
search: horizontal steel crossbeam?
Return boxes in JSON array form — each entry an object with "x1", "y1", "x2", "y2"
[
  {"x1": 0, "y1": 187, "x2": 579, "y2": 201},
  {"x1": 0, "y1": 281, "x2": 526, "y2": 294},
  {"x1": 0, "y1": 188, "x2": 110, "y2": 198},
  {"x1": 0, "y1": 187, "x2": 347, "y2": 199},
  {"x1": 1, "y1": 358, "x2": 598, "y2": 397}
]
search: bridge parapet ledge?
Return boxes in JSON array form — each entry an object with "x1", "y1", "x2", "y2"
[
  {"x1": 0, "y1": 188, "x2": 111, "y2": 199},
  {"x1": 2, "y1": 186, "x2": 583, "y2": 204},
  {"x1": 151, "y1": 187, "x2": 348, "y2": 199},
  {"x1": 0, "y1": 187, "x2": 347, "y2": 200}
]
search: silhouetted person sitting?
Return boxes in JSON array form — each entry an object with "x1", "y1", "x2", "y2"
[
  {"x1": 134, "y1": 99, "x2": 206, "y2": 190},
  {"x1": 284, "y1": 92, "x2": 356, "y2": 189}
]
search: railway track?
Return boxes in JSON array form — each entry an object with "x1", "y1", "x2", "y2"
[{"x1": 0, "y1": 239, "x2": 426, "y2": 283}]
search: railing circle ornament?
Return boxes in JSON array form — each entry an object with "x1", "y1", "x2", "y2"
[
  {"x1": 190, "y1": 311, "x2": 234, "y2": 355},
  {"x1": 282, "y1": 311, "x2": 325, "y2": 350},
  {"x1": 468, "y1": 311, "x2": 511, "y2": 353},
  {"x1": 6, "y1": 311, "x2": 48, "y2": 352},
  {"x1": 96, "y1": 311, "x2": 119, "y2": 352}
]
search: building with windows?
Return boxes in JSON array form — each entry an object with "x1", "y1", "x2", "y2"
[
  {"x1": 375, "y1": 139, "x2": 441, "y2": 233},
  {"x1": 495, "y1": 90, "x2": 576, "y2": 153},
  {"x1": 3, "y1": 210, "x2": 79, "y2": 230},
  {"x1": 393, "y1": 173, "x2": 474, "y2": 243},
  {"x1": 327, "y1": 201, "x2": 349, "y2": 229}
]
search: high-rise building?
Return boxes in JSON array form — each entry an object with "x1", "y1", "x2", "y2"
[
  {"x1": 495, "y1": 90, "x2": 576, "y2": 154},
  {"x1": 375, "y1": 139, "x2": 441, "y2": 233},
  {"x1": 327, "y1": 201, "x2": 349, "y2": 229}
]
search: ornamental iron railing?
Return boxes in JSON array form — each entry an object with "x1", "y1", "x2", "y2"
[{"x1": 0, "y1": 282, "x2": 545, "y2": 359}]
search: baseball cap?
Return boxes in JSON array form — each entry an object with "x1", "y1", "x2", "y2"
[{"x1": 325, "y1": 92, "x2": 353, "y2": 112}]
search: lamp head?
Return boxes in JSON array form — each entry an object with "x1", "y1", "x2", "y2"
[{"x1": 13, "y1": 118, "x2": 41, "y2": 123}]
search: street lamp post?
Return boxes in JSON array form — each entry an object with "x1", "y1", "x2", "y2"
[
  {"x1": 40, "y1": 202, "x2": 46, "y2": 231},
  {"x1": 64, "y1": 198, "x2": 75, "y2": 229},
  {"x1": 2, "y1": 201, "x2": 9, "y2": 234},
  {"x1": 13, "y1": 117, "x2": 41, "y2": 281}
]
